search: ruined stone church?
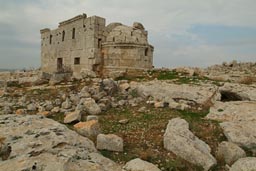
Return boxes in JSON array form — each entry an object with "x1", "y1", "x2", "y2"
[{"x1": 40, "y1": 13, "x2": 154, "y2": 77}]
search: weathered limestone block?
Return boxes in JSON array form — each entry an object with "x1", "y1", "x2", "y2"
[
  {"x1": 83, "y1": 98, "x2": 101, "y2": 115},
  {"x1": 163, "y1": 118, "x2": 216, "y2": 170},
  {"x1": 122, "y1": 158, "x2": 160, "y2": 171},
  {"x1": 74, "y1": 120, "x2": 101, "y2": 137},
  {"x1": 230, "y1": 157, "x2": 256, "y2": 171},
  {"x1": 206, "y1": 101, "x2": 256, "y2": 151},
  {"x1": 64, "y1": 110, "x2": 81, "y2": 124},
  {"x1": 97, "y1": 134, "x2": 123, "y2": 152},
  {"x1": 216, "y1": 141, "x2": 246, "y2": 165},
  {"x1": 220, "y1": 121, "x2": 256, "y2": 150},
  {"x1": 135, "y1": 80, "x2": 220, "y2": 106},
  {"x1": 206, "y1": 101, "x2": 256, "y2": 122},
  {"x1": 61, "y1": 98, "x2": 72, "y2": 109}
]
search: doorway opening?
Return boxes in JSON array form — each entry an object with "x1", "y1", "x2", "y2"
[{"x1": 57, "y1": 58, "x2": 63, "y2": 72}]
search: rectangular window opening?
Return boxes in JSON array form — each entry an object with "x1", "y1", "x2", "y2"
[
  {"x1": 72, "y1": 28, "x2": 76, "y2": 39},
  {"x1": 74, "y1": 57, "x2": 80, "y2": 65},
  {"x1": 98, "y1": 38, "x2": 102, "y2": 48}
]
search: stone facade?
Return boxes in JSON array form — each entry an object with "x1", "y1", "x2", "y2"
[{"x1": 40, "y1": 14, "x2": 154, "y2": 77}]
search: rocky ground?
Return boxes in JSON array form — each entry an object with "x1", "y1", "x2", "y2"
[{"x1": 0, "y1": 61, "x2": 256, "y2": 171}]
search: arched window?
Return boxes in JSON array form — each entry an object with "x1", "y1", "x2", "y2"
[
  {"x1": 72, "y1": 28, "x2": 75, "y2": 39},
  {"x1": 62, "y1": 31, "x2": 65, "y2": 41},
  {"x1": 49, "y1": 35, "x2": 53, "y2": 44}
]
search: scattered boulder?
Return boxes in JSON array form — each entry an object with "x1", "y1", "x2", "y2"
[
  {"x1": 61, "y1": 98, "x2": 72, "y2": 109},
  {"x1": 63, "y1": 110, "x2": 82, "y2": 124},
  {"x1": 119, "y1": 82, "x2": 130, "y2": 92},
  {"x1": 220, "y1": 121, "x2": 256, "y2": 150},
  {"x1": 163, "y1": 118, "x2": 216, "y2": 170},
  {"x1": 123, "y1": 158, "x2": 160, "y2": 171},
  {"x1": 230, "y1": 157, "x2": 256, "y2": 171},
  {"x1": 51, "y1": 106, "x2": 60, "y2": 113},
  {"x1": 27, "y1": 103, "x2": 37, "y2": 111},
  {"x1": 216, "y1": 141, "x2": 246, "y2": 165},
  {"x1": 97, "y1": 134, "x2": 123, "y2": 152},
  {"x1": 83, "y1": 98, "x2": 101, "y2": 115},
  {"x1": 101, "y1": 79, "x2": 118, "y2": 96},
  {"x1": 74, "y1": 120, "x2": 101, "y2": 137}
]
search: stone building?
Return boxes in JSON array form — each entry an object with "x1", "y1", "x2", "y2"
[{"x1": 40, "y1": 13, "x2": 154, "y2": 77}]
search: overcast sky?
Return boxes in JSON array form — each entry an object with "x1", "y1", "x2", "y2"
[{"x1": 0, "y1": 0, "x2": 256, "y2": 69}]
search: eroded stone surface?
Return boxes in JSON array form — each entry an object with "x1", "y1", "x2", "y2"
[
  {"x1": 206, "y1": 101, "x2": 256, "y2": 122},
  {"x1": 135, "y1": 80, "x2": 220, "y2": 106},
  {"x1": 97, "y1": 134, "x2": 123, "y2": 152},
  {"x1": 206, "y1": 101, "x2": 256, "y2": 151},
  {"x1": 230, "y1": 157, "x2": 256, "y2": 171},
  {"x1": 0, "y1": 114, "x2": 121, "y2": 171}
]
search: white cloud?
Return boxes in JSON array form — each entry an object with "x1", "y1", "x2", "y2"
[{"x1": 0, "y1": 0, "x2": 256, "y2": 69}]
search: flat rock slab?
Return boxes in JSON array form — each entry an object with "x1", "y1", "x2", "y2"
[
  {"x1": 206, "y1": 101, "x2": 256, "y2": 122},
  {"x1": 230, "y1": 157, "x2": 256, "y2": 171},
  {"x1": 0, "y1": 114, "x2": 121, "y2": 171},
  {"x1": 135, "y1": 80, "x2": 220, "y2": 106},
  {"x1": 163, "y1": 118, "x2": 216, "y2": 171},
  {"x1": 206, "y1": 101, "x2": 256, "y2": 150}
]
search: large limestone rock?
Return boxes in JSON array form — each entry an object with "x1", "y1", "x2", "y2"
[
  {"x1": 134, "y1": 80, "x2": 220, "y2": 106},
  {"x1": 220, "y1": 83, "x2": 256, "y2": 101},
  {"x1": 163, "y1": 118, "x2": 216, "y2": 170},
  {"x1": 206, "y1": 101, "x2": 256, "y2": 122},
  {"x1": 0, "y1": 114, "x2": 121, "y2": 171},
  {"x1": 230, "y1": 157, "x2": 256, "y2": 171},
  {"x1": 74, "y1": 120, "x2": 101, "y2": 137},
  {"x1": 220, "y1": 121, "x2": 256, "y2": 150},
  {"x1": 206, "y1": 101, "x2": 256, "y2": 150},
  {"x1": 122, "y1": 158, "x2": 160, "y2": 171},
  {"x1": 216, "y1": 141, "x2": 246, "y2": 165},
  {"x1": 97, "y1": 134, "x2": 123, "y2": 152}
]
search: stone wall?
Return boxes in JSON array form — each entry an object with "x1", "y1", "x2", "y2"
[{"x1": 40, "y1": 14, "x2": 105, "y2": 74}]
